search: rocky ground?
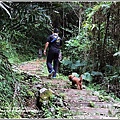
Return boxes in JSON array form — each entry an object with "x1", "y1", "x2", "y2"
[{"x1": 12, "y1": 58, "x2": 120, "y2": 119}]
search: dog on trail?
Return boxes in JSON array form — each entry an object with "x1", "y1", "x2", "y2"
[{"x1": 68, "y1": 75, "x2": 82, "y2": 90}]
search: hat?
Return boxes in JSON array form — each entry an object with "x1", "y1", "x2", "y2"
[{"x1": 53, "y1": 28, "x2": 59, "y2": 33}]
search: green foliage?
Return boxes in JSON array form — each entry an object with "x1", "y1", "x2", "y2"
[
  {"x1": 87, "y1": 83, "x2": 120, "y2": 102},
  {"x1": 60, "y1": 59, "x2": 87, "y2": 75},
  {"x1": 65, "y1": 32, "x2": 92, "y2": 53},
  {"x1": 0, "y1": 2, "x2": 52, "y2": 62},
  {"x1": 0, "y1": 2, "x2": 120, "y2": 118},
  {"x1": 0, "y1": 40, "x2": 20, "y2": 63},
  {"x1": 71, "y1": 72, "x2": 79, "y2": 77},
  {"x1": 60, "y1": 31, "x2": 92, "y2": 75},
  {"x1": 0, "y1": 53, "x2": 19, "y2": 118},
  {"x1": 82, "y1": 72, "x2": 93, "y2": 82},
  {"x1": 89, "y1": 101, "x2": 95, "y2": 107},
  {"x1": 41, "y1": 94, "x2": 71, "y2": 118},
  {"x1": 0, "y1": 1, "x2": 11, "y2": 19},
  {"x1": 91, "y1": 71, "x2": 103, "y2": 77},
  {"x1": 61, "y1": 2, "x2": 119, "y2": 87}
]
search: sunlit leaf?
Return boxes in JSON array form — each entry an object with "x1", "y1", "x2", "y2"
[
  {"x1": 0, "y1": 1, "x2": 11, "y2": 19},
  {"x1": 82, "y1": 72, "x2": 93, "y2": 82},
  {"x1": 91, "y1": 71, "x2": 103, "y2": 77},
  {"x1": 113, "y1": 51, "x2": 120, "y2": 57},
  {"x1": 0, "y1": 75, "x2": 3, "y2": 79}
]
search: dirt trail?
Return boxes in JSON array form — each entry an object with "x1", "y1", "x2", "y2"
[{"x1": 14, "y1": 58, "x2": 120, "y2": 119}]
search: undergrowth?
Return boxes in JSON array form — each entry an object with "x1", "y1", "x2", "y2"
[{"x1": 86, "y1": 83, "x2": 120, "y2": 102}]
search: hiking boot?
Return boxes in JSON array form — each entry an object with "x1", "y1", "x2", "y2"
[
  {"x1": 48, "y1": 70, "x2": 55, "y2": 79},
  {"x1": 52, "y1": 76, "x2": 56, "y2": 79}
]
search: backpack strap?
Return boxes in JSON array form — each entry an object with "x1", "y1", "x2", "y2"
[{"x1": 51, "y1": 35, "x2": 58, "y2": 43}]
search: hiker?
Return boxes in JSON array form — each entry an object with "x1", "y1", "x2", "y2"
[{"x1": 43, "y1": 28, "x2": 62, "y2": 78}]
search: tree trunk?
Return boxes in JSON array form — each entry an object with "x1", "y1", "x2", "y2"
[{"x1": 78, "y1": 8, "x2": 82, "y2": 34}]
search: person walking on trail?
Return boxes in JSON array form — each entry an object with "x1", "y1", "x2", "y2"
[{"x1": 44, "y1": 28, "x2": 62, "y2": 79}]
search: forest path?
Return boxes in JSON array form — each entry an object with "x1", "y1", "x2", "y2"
[{"x1": 14, "y1": 58, "x2": 120, "y2": 119}]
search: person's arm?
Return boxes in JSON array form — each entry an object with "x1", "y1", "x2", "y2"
[{"x1": 44, "y1": 42, "x2": 49, "y2": 55}]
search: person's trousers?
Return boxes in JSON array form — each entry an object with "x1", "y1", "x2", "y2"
[{"x1": 47, "y1": 49, "x2": 59, "y2": 77}]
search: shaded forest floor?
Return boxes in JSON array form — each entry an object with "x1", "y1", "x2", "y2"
[{"x1": 12, "y1": 58, "x2": 120, "y2": 119}]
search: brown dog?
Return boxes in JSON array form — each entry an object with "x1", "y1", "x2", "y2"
[{"x1": 68, "y1": 75, "x2": 82, "y2": 90}]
